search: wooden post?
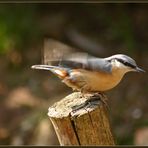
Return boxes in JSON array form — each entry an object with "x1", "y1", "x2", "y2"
[{"x1": 48, "y1": 92, "x2": 115, "y2": 146}]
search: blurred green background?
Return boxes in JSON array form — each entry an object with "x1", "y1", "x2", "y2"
[{"x1": 0, "y1": 3, "x2": 148, "y2": 145}]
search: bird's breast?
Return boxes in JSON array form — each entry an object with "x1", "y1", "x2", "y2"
[{"x1": 65, "y1": 69, "x2": 124, "y2": 92}]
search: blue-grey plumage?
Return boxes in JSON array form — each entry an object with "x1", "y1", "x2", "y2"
[{"x1": 31, "y1": 53, "x2": 145, "y2": 93}]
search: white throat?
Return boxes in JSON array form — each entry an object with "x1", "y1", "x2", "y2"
[{"x1": 112, "y1": 59, "x2": 132, "y2": 74}]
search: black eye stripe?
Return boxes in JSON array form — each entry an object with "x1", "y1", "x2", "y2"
[{"x1": 115, "y1": 58, "x2": 136, "y2": 69}]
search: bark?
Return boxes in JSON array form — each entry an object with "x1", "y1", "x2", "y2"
[{"x1": 48, "y1": 92, "x2": 115, "y2": 146}]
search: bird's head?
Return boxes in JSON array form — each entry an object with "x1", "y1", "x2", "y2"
[{"x1": 106, "y1": 54, "x2": 145, "y2": 74}]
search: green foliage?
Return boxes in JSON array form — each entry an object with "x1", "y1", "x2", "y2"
[{"x1": 0, "y1": 4, "x2": 40, "y2": 54}]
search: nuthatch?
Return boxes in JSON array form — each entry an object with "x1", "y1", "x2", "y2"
[{"x1": 31, "y1": 53, "x2": 145, "y2": 93}]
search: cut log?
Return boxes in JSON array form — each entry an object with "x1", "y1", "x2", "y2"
[{"x1": 48, "y1": 92, "x2": 115, "y2": 146}]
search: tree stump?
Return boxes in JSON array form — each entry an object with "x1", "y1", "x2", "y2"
[{"x1": 48, "y1": 92, "x2": 115, "y2": 146}]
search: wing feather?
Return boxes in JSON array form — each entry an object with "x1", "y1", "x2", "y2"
[{"x1": 49, "y1": 52, "x2": 112, "y2": 73}]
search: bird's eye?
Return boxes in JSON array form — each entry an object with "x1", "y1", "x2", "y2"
[
  {"x1": 107, "y1": 59, "x2": 112, "y2": 62},
  {"x1": 115, "y1": 58, "x2": 136, "y2": 69}
]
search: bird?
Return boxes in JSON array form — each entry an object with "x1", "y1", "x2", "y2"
[{"x1": 31, "y1": 53, "x2": 145, "y2": 94}]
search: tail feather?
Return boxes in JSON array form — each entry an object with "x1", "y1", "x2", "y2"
[{"x1": 31, "y1": 65, "x2": 69, "y2": 78}]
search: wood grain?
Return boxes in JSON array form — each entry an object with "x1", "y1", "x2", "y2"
[{"x1": 48, "y1": 92, "x2": 115, "y2": 146}]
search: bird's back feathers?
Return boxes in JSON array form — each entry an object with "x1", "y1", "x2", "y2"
[{"x1": 47, "y1": 52, "x2": 112, "y2": 74}]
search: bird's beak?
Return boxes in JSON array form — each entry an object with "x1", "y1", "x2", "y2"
[{"x1": 135, "y1": 67, "x2": 145, "y2": 73}]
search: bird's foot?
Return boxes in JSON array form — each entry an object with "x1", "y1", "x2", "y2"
[
  {"x1": 71, "y1": 102, "x2": 88, "y2": 113},
  {"x1": 87, "y1": 92, "x2": 109, "y2": 111},
  {"x1": 71, "y1": 92, "x2": 109, "y2": 113}
]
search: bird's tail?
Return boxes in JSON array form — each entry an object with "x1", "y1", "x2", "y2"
[{"x1": 31, "y1": 65, "x2": 69, "y2": 79}]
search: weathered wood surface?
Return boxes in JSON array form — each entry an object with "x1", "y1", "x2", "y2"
[{"x1": 48, "y1": 92, "x2": 115, "y2": 146}]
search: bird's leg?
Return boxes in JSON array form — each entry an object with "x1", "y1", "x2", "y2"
[
  {"x1": 72, "y1": 84, "x2": 109, "y2": 112},
  {"x1": 79, "y1": 92, "x2": 109, "y2": 110},
  {"x1": 72, "y1": 92, "x2": 108, "y2": 113},
  {"x1": 71, "y1": 87, "x2": 93, "y2": 113},
  {"x1": 72, "y1": 87, "x2": 77, "y2": 92}
]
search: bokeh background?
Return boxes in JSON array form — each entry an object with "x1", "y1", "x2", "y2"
[{"x1": 0, "y1": 3, "x2": 147, "y2": 145}]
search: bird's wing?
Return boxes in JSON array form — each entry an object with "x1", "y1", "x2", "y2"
[
  {"x1": 42, "y1": 38, "x2": 112, "y2": 73},
  {"x1": 86, "y1": 57, "x2": 112, "y2": 73},
  {"x1": 50, "y1": 52, "x2": 112, "y2": 73},
  {"x1": 43, "y1": 38, "x2": 77, "y2": 65}
]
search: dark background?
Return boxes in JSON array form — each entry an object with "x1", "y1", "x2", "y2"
[{"x1": 0, "y1": 3, "x2": 147, "y2": 145}]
